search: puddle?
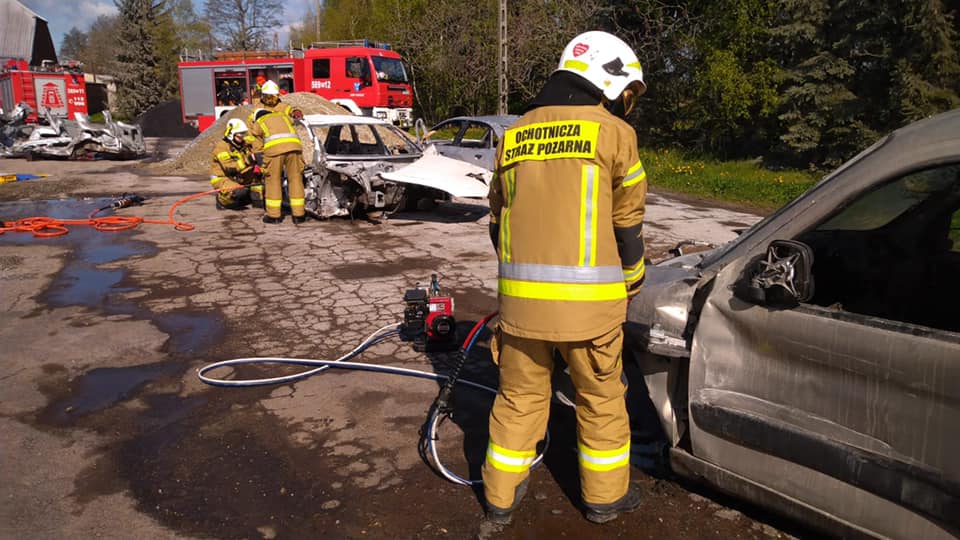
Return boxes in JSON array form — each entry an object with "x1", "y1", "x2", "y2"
[
  {"x1": 40, "y1": 362, "x2": 180, "y2": 425},
  {"x1": 3, "y1": 198, "x2": 224, "y2": 421}
]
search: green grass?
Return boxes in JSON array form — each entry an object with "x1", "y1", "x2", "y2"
[{"x1": 642, "y1": 147, "x2": 820, "y2": 211}]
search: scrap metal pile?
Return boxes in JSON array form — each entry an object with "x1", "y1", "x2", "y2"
[{"x1": 0, "y1": 104, "x2": 146, "y2": 160}]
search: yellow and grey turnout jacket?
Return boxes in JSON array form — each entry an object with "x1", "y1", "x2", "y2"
[
  {"x1": 489, "y1": 103, "x2": 647, "y2": 341},
  {"x1": 248, "y1": 103, "x2": 303, "y2": 157},
  {"x1": 209, "y1": 138, "x2": 257, "y2": 188}
]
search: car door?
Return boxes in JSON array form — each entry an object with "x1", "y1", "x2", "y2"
[{"x1": 686, "y1": 164, "x2": 960, "y2": 539}]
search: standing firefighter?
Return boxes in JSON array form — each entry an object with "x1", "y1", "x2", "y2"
[
  {"x1": 482, "y1": 31, "x2": 649, "y2": 525},
  {"x1": 248, "y1": 80, "x2": 306, "y2": 224},
  {"x1": 210, "y1": 119, "x2": 261, "y2": 210}
]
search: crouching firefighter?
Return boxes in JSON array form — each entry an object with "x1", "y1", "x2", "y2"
[
  {"x1": 482, "y1": 31, "x2": 649, "y2": 526},
  {"x1": 210, "y1": 119, "x2": 262, "y2": 210}
]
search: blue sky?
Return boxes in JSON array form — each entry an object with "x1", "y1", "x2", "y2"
[{"x1": 19, "y1": 0, "x2": 315, "y2": 54}]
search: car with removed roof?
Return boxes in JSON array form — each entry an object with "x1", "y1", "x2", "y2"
[{"x1": 298, "y1": 114, "x2": 495, "y2": 218}]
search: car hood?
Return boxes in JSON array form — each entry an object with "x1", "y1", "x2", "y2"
[
  {"x1": 380, "y1": 146, "x2": 492, "y2": 198},
  {"x1": 626, "y1": 251, "x2": 711, "y2": 357}
]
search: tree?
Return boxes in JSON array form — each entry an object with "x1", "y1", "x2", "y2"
[
  {"x1": 888, "y1": 0, "x2": 960, "y2": 124},
  {"x1": 79, "y1": 15, "x2": 121, "y2": 78},
  {"x1": 203, "y1": 0, "x2": 282, "y2": 50},
  {"x1": 170, "y1": 0, "x2": 213, "y2": 54},
  {"x1": 113, "y1": 0, "x2": 175, "y2": 118},
  {"x1": 770, "y1": 0, "x2": 873, "y2": 168},
  {"x1": 59, "y1": 27, "x2": 88, "y2": 61}
]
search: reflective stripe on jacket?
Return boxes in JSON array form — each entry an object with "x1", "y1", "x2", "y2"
[
  {"x1": 488, "y1": 104, "x2": 647, "y2": 341},
  {"x1": 209, "y1": 139, "x2": 256, "y2": 187},
  {"x1": 249, "y1": 109, "x2": 302, "y2": 157}
]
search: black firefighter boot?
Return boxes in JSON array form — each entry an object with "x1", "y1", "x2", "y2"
[
  {"x1": 484, "y1": 477, "x2": 529, "y2": 526},
  {"x1": 584, "y1": 483, "x2": 643, "y2": 524}
]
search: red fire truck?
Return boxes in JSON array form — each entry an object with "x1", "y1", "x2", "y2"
[
  {"x1": 0, "y1": 59, "x2": 88, "y2": 123},
  {"x1": 177, "y1": 40, "x2": 415, "y2": 132}
]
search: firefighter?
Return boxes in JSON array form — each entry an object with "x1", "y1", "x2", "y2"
[
  {"x1": 210, "y1": 119, "x2": 261, "y2": 210},
  {"x1": 247, "y1": 81, "x2": 306, "y2": 224},
  {"x1": 482, "y1": 31, "x2": 648, "y2": 526}
]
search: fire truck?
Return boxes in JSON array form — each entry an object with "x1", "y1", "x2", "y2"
[
  {"x1": 177, "y1": 40, "x2": 415, "y2": 132},
  {"x1": 0, "y1": 59, "x2": 88, "y2": 123}
]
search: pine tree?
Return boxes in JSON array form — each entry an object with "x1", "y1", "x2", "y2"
[
  {"x1": 113, "y1": 0, "x2": 173, "y2": 119},
  {"x1": 771, "y1": 0, "x2": 875, "y2": 168},
  {"x1": 889, "y1": 0, "x2": 960, "y2": 124}
]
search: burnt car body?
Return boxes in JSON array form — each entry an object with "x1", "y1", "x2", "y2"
[
  {"x1": 0, "y1": 102, "x2": 35, "y2": 154},
  {"x1": 7, "y1": 109, "x2": 145, "y2": 160},
  {"x1": 300, "y1": 114, "x2": 494, "y2": 218},
  {"x1": 624, "y1": 108, "x2": 960, "y2": 538},
  {"x1": 420, "y1": 115, "x2": 518, "y2": 171}
]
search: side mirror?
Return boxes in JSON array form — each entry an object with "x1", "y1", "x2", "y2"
[{"x1": 739, "y1": 240, "x2": 815, "y2": 307}]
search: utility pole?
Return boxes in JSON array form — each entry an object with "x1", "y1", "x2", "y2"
[
  {"x1": 313, "y1": 0, "x2": 328, "y2": 41},
  {"x1": 497, "y1": 0, "x2": 507, "y2": 115}
]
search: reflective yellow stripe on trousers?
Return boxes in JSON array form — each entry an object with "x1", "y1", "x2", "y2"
[
  {"x1": 579, "y1": 442, "x2": 630, "y2": 472},
  {"x1": 486, "y1": 440, "x2": 536, "y2": 473}
]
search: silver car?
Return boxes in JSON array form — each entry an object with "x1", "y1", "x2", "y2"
[
  {"x1": 625, "y1": 108, "x2": 959, "y2": 538},
  {"x1": 421, "y1": 115, "x2": 518, "y2": 171}
]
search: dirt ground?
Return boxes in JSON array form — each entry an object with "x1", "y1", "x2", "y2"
[{"x1": 0, "y1": 141, "x2": 808, "y2": 540}]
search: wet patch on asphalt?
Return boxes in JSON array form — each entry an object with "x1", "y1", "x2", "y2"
[
  {"x1": 37, "y1": 362, "x2": 181, "y2": 425},
  {"x1": 330, "y1": 256, "x2": 438, "y2": 280}
]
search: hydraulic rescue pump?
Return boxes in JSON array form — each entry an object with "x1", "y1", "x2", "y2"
[{"x1": 400, "y1": 274, "x2": 456, "y2": 352}]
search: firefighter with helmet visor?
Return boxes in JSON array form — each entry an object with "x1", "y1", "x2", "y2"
[
  {"x1": 210, "y1": 118, "x2": 261, "y2": 210},
  {"x1": 248, "y1": 80, "x2": 307, "y2": 224},
  {"x1": 481, "y1": 30, "x2": 649, "y2": 526}
]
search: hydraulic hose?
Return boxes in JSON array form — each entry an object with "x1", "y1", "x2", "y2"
[
  {"x1": 0, "y1": 188, "x2": 226, "y2": 238},
  {"x1": 197, "y1": 315, "x2": 550, "y2": 487}
]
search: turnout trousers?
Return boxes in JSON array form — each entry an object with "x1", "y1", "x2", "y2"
[
  {"x1": 482, "y1": 325, "x2": 631, "y2": 509},
  {"x1": 263, "y1": 150, "x2": 305, "y2": 219}
]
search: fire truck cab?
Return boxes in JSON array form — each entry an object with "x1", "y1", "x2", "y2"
[{"x1": 178, "y1": 40, "x2": 414, "y2": 132}]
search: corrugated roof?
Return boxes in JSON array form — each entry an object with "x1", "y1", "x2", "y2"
[{"x1": 0, "y1": 0, "x2": 50, "y2": 63}]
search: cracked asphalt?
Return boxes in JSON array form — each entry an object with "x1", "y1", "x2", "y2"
[{"x1": 0, "y1": 140, "x2": 808, "y2": 539}]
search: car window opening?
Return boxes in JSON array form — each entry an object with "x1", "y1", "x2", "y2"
[{"x1": 796, "y1": 163, "x2": 960, "y2": 333}]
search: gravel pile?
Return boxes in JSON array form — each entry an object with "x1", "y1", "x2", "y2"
[
  {"x1": 136, "y1": 100, "x2": 200, "y2": 138},
  {"x1": 147, "y1": 93, "x2": 345, "y2": 176}
]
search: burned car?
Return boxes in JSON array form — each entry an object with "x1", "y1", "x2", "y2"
[
  {"x1": 621, "y1": 108, "x2": 960, "y2": 538},
  {"x1": 300, "y1": 114, "x2": 492, "y2": 218},
  {"x1": 8, "y1": 109, "x2": 145, "y2": 160},
  {"x1": 0, "y1": 102, "x2": 35, "y2": 154}
]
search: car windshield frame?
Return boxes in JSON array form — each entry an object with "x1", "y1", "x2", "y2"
[{"x1": 310, "y1": 121, "x2": 421, "y2": 158}]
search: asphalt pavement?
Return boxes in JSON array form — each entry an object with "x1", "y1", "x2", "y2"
[{"x1": 0, "y1": 142, "x2": 808, "y2": 539}]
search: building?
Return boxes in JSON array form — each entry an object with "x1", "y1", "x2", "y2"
[{"x1": 0, "y1": 0, "x2": 57, "y2": 66}]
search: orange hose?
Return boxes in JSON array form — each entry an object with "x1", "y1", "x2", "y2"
[{"x1": 0, "y1": 189, "x2": 221, "y2": 238}]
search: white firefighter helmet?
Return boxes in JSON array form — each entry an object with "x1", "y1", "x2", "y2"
[
  {"x1": 260, "y1": 80, "x2": 280, "y2": 96},
  {"x1": 224, "y1": 118, "x2": 248, "y2": 138},
  {"x1": 556, "y1": 31, "x2": 646, "y2": 102}
]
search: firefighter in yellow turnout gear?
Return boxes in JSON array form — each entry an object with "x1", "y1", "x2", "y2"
[
  {"x1": 210, "y1": 119, "x2": 261, "y2": 210},
  {"x1": 482, "y1": 31, "x2": 649, "y2": 526},
  {"x1": 248, "y1": 80, "x2": 306, "y2": 224}
]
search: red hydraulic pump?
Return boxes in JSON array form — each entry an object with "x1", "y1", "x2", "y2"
[{"x1": 401, "y1": 274, "x2": 457, "y2": 352}]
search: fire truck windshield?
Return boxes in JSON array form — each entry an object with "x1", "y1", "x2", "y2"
[{"x1": 372, "y1": 57, "x2": 409, "y2": 84}]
